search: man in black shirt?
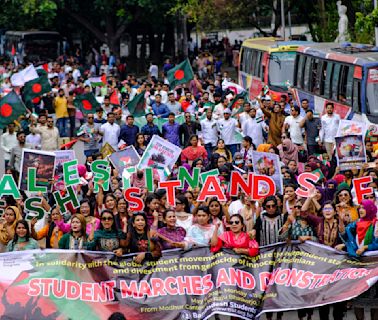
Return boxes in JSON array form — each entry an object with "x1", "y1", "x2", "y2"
[
  {"x1": 179, "y1": 112, "x2": 201, "y2": 147},
  {"x1": 300, "y1": 109, "x2": 321, "y2": 155}
]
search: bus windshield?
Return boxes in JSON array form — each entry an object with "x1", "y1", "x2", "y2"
[
  {"x1": 366, "y1": 67, "x2": 378, "y2": 116},
  {"x1": 268, "y1": 51, "x2": 296, "y2": 89}
]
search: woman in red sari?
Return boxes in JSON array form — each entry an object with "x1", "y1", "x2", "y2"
[
  {"x1": 211, "y1": 214, "x2": 259, "y2": 257},
  {"x1": 181, "y1": 134, "x2": 208, "y2": 166}
]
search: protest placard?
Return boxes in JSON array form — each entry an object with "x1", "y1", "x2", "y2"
[{"x1": 18, "y1": 149, "x2": 56, "y2": 193}]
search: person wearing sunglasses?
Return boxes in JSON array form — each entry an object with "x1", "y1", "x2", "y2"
[
  {"x1": 87, "y1": 210, "x2": 126, "y2": 257},
  {"x1": 210, "y1": 214, "x2": 258, "y2": 257},
  {"x1": 279, "y1": 200, "x2": 317, "y2": 243},
  {"x1": 334, "y1": 187, "x2": 358, "y2": 222},
  {"x1": 254, "y1": 196, "x2": 287, "y2": 246}
]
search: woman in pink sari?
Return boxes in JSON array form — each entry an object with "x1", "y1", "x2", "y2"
[{"x1": 211, "y1": 214, "x2": 259, "y2": 257}]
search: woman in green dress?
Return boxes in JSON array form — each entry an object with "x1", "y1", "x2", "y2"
[
  {"x1": 58, "y1": 214, "x2": 92, "y2": 250},
  {"x1": 6, "y1": 220, "x2": 39, "y2": 252}
]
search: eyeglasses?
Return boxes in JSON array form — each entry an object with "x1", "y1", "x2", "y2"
[
  {"x1": 176, "y1": 202, "x2": 183, "y2": 205},
  {"x1": 338, "y1": 193, "x2": 349, "y2": 197},
  {"x1": 229, "y1": 220, "x2": 240, "y2": 225},
  {"x1": 101, "y1": 217, "x2": 113, "y2": 221},
  {"x1": 266, "y1": 204, "x2": 276, "y2": 209},
  {"x1": 294, "y1": 205, "x2": 302, "y2": 209}
]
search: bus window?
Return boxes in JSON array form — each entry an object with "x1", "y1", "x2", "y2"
[
  {"x1": 246, "y1": 49, "x2": 252, "y2": 73},
  {"x1": 352, "y1": 80, "x2": 361, "y2": 113},
  {"x1": 319, "y1": 60, "x2": 327, "y2": 96},
  {"x1": 255, "y1": 51, "x2": 262, "y2": 78},
  {"x1": 331, "y1": 63, "x2": 341, "y2": 101},
  {"x1": 296, "y1": 54, "x2": 305, "y2": 89},
  {"x1": 324, "y1": 62, "x2": 334, "y2": 98},
  {"x1": 366, "y1": 68, "x2": 378, "y2": 116},
  {"x1": 311, "y1": 58, "x2": 320, "y2": 94},
  {"x1": 339, "y1": 65, "x2": 354, "y2": 105},
  {"x1": 240, "y1": 49, "x2": 245, "y2": 72},
  {"x1": 251, "y1": 50, "x2": 258, "y2": 76},
  {"x1": 268, "y1": 51, "x2": 296, "y2": 89},
  {"x1": 304, "y1": 57, "x2": 312, "y2": 91}
]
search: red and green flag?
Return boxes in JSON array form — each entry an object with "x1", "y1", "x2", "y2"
[
  {"x1": 110, "y1": 89, "x2": 120, "y2": 106},
  {"x1": 167, "y1": 59, "x2": 194, "y2": 88},
  {"x1": 0, "y1": 91, "x2": 28, "y2": 129},
  {"x1": 228, "y1": 91, "x2": 248, "y2": 117},
  {"x1": 23, "y1": 75, "x2": 51, "y2": 106},
  {"x1": 74, "y1": 93, "x2": 101, "y2": 115},
  {"x1": 127, "y1": 91, "x2": 146, "y2": 117}
]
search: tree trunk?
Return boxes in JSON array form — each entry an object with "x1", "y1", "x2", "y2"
[
  {"x1": 182, "y1": 14, "x2": 188, "y2": 59},
  {"x1": 130, "y1": 31, "x2": 137, "y2": 58}
]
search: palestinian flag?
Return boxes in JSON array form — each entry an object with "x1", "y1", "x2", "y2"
[
  {"x1": 0, "y1": 91, "x2": 28, "y2": 129},
  {"x1": 127, "y1": 91, "x2": 146, "y2": 117},
  {"x1": 167, "y1": 59, "x2": 194, "y2": 88},
  {"x1": 23, "y1": 75, "x2": 51, "y2": 105},
  {"x1": 89, "y1": 75, "x2": 106, "y2": 87},
  {"x1": 74, "y1": 93, "x2": 100, "y2": 115}
]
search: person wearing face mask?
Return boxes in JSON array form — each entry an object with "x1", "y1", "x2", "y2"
[{"x1": 30, "y1": 116, "x2": 60, "y2": 151}]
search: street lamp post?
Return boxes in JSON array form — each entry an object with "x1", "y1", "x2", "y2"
[{"x1": 281, "y1": 0, "x2": 286, "y2": 40}]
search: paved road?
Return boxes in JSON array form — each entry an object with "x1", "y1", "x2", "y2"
[{"x1": 210, "y1": 309, "x2": 370, "y2": 319}]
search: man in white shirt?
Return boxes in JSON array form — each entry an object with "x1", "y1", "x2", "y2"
[
  {"x1": 213, "y1": 98, "x2": 228, "y2": 121},
  {"x1": 320, "y1": 102, "x2": 340, "y2": 159},
  {"x1": 200, "y1": 109, "x2": 218, "y2": 159},
  {"x1": 99, "y1": 112, "x2": 120, "y2": 151},
  {"x1": 238, "y1": 102, "x2": 251, "y2": 128},
  {"x1": 1, "y1": 123, "x2": 18, "y2": 167},
  {"x1": 217, "y1": 108, "x2": 239, "y2": 156},
  {"x1": 283, "y1": 105, "x2": 304, "y2": 145},
  {"x1": 242, "y1": 107, "x2": 267, "y2": 148},
  {"x1": 149, "y1": 62, "x2": 159, "y2": 79}
]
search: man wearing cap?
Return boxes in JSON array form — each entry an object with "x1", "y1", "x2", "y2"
[
  {"x1": 300, "y1": 109, "x2": 321, "y2": 155},
  {"x1": 217, "y1": 108, "x2": 239, "y2": 156}
]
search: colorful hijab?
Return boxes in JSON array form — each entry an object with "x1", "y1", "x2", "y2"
[
  {"x1": 356, "y1": 199, "x2": 377, "y2": 246},
  {"x1": 277, "y1": 139, "x2": 298, "y2": 165}
]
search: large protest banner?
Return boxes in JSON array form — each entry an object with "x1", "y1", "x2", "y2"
[{"x1": 0, "y1": 243, "x2": 377, "y2": 320}]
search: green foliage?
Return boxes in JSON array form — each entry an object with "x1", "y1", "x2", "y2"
[
  {"x1": 0, "y1": 0, "x2": 57, "y2": 29},
  {"x1": 354, "y1": 8, "x2": 378, "y2": 44}
]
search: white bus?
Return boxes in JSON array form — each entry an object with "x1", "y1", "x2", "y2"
[{"x1": 4, "y1": 31, "x2": 61, "y2": 62}]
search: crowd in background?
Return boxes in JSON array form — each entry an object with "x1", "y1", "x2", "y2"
[{"x1": 0, "y1": 43, "x2": 377, "y2": 320}]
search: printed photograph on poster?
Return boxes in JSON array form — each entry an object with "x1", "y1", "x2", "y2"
[
  {"x1": 137, "y1": 135, "x2": 181, "y2": 172},
  {"x1": 54, "y1": 150, "x2": 76, "y2": 184},
  {"x1": 336, "y1": 120, "x2": 367, "y2": 137},
  {"x1": 335, "y1": 135, "x2": 366, "y2": 170},
  {"x1": 109, "y1": 146, "x2": 140, "y2": 177},
  {"x1": 18, "y1": 148, "x2": 56, "y2": 192},
  {"x1": 251, "y1": 151, "x2": 283, "y2": 194}
]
